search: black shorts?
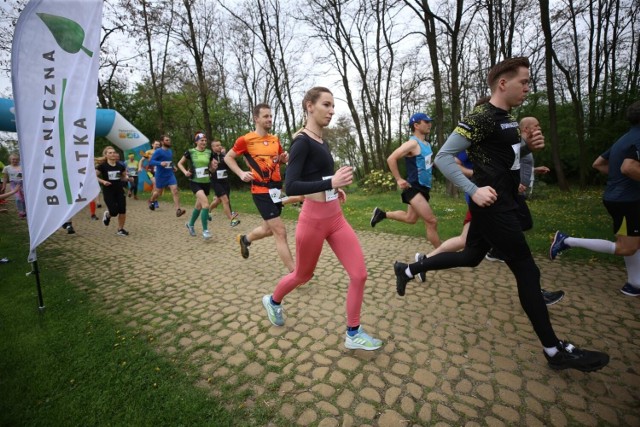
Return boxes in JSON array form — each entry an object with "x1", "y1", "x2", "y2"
[
  {"x1": 189, "y1": 181, "x2": 210, "y2": 196},
  {"x1": 252, "y1": 193, "x2": 282, "y2": 220},
  {"x1": 210, "y1": 180, "x2": 231, "y2": 198},
  {"x1": 603, "y1": 199, "x2": 640, "y2": 236},
  {"x1": 103, "y1": 188, "x2": 126, "y2": 216},
  {"x1": 401, "y1": 184, "x2": 431, "y2": 204}
]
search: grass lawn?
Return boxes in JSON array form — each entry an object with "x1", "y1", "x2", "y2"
[
  {"x1": 0, "y1": 216, "x2": 244, "y2": 426},
  {"x1": 192, "y1": 182, "x2": 619, "y2": 265},
  {"x1": 0, "y1": 183, "x2": 622, "y2": 425}
]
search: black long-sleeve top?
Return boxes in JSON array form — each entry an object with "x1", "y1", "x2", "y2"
[{"x1": 285, "y1": 132, "x2": 335, "y2": 196}]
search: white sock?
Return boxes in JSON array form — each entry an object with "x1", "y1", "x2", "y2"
[
  {"x1": 624, "y1": 249, "x2": 640, "y2": 287},
  {"x1": 404, "y1": 266, "x2": 414, "y2": 278},
  {"x1": 565, "y1": 237, "x2": 616, "y2": 254},
  {"x1": 544, "y1": 346, "x2": 559, "y2": 357}
]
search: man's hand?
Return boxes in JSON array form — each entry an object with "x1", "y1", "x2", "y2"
[
  {"x1": 525, "y1": 130, "x2": 545, "y2": 151},
  {"x1": 534, "y1": 166, "x2": 550, "y2": 174},
  {"x1": 240, "y1": 171, "x2": 254, "y2": 182},
  {"x1": 471, "y1": 186, "x2": 498, "y2": 207},
  {"x1": 396, "y1": 178, "x2": 410, "y2": 190}
]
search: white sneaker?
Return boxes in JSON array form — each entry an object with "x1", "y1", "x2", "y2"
[
  {"x1": 345, "y1": 327, "x2": 382, "y2": 351},
  {"x1": 185, "y1": 222, "x2": 196, "y2": 237},
  {"x1": 202, "y1": 230, "x2": 212, "y2": 240}
]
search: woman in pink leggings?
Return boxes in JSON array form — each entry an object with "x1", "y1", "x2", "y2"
[{"x1": 261, "y1": 87, "x2": 382, "y2": 351}]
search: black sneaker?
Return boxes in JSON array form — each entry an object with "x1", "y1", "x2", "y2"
[
  {"x1": 102, "y1": 210, "x2": 111, "y2": 226},
  {"x1": 116, "y1": 228, "x2": 129, "y2": 236},
  {"x1": 544, "y1": 341, "x2": 609, "y2": 372},
  {"x1": 237, "y1": 234, "x2": 250, "y2": 259},
  {"x1": 542, "y1": 289, "x2": 564, "y2": 306},
  {"x1": 148, "y1": 201, "x2": 155, "y2": 211},
  {"x1": 370, "y1": 207, "x2": 385, "y2": 227},
  {"x1": 91, "y1": 215, "x2": 99, "y2": 220},
  {"x1": 393, "y1": 261, "x2": 411, "y2": 297},
  {"x1": 485, "y1": 249, "x2": 505, "y2": 262},
  {"x1": 414, "y1": 253, "x2": 426, "y2": 282},
  {"x1": 67, "y1": 225, "x2": 76, "y2": 235}
]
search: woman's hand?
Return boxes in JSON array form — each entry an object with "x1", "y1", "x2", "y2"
[
  {"x1": 337, "y1": 189, "x2": 347, "y2": 203},
  {"x1": 331, "y1": 166, "x2": 353, "y2": 188}
]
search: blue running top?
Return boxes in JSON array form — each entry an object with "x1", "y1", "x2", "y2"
[{"x1": 404, "y1": 135, "x2": 433, "y2": 188}]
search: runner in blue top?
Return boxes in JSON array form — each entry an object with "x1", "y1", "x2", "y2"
[
  {"x1": 148, "y1": 135, "x2": 186, "y2": 217},
  {"x1": 551, "y1": 100, "x2": 640, "y2": 296},
  {"x1": 370, "y1": 112, "x2": 441, "y2": 249}
]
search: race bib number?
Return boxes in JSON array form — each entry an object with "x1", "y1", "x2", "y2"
[
  {"x1": 323, "y1": 176, "x2": 338, "y2": 201},
  {"x1": 268, "y1": 187, "x2": 282, "y2": 203},
  {"x1": 108, "y1": 170, "x2": 121, "y2": 180},
  {"x1": 424, "y1": 153, "x2": 433, "y2": 170},
  {"x1": 128, "y1": 169, "x2": 137, "y2": 177},
  {"x1": 216, "y1": 169, "x2": 228, "y2": 179},
  {"x1": 165, "y1": 162, "x2": 174, "y2": 169},
  {"x1": 195, "y1": 167, "x2": 209, "y2": 179}
]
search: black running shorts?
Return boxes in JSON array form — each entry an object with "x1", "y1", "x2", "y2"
[
  {"x1": 252, "y1": 193, "x2": 283, "y2": 220},
  {"x1": 604, "y1": 199, "x2": 640, "y2": 236}
]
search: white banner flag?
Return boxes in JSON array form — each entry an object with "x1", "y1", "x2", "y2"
[{"x1": 12, "y1": 0, "x2": 103, "y2": 261}]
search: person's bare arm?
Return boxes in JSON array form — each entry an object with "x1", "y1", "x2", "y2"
[
  {"x1": 621, "y1": 158, "x2": 640, "y2": 181},
  {"x1": 387, "y1": 140, "x2": 418, "y2": 189},
  {"x1": 224, "y1": 149, "x2": 253, "y2": 182},
  {"x1": 592, "y1": 156, "x2": 609, "y2": 175}
]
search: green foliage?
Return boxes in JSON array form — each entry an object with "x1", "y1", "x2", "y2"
[{"x1": 359, "y1": 169, "x2": 397, "y2": 193}]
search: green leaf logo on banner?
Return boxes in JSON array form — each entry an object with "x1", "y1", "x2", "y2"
[{"x1": 36, "y1": 12, "x2": 93, "y2": 57}]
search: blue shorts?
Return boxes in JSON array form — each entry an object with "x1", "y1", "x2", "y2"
[{"x1": 155, "y1": 174, "x2": 177, "y2": 189}]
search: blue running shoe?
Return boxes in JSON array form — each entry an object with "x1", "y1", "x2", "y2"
[
  {"x1": 549, "y1": 231, "x2": 570, "y2": 260},
  {"x1": 620, "y1": 282, "x2": 640, "y2": 297},
  {"x1": 262, "y1": 295, "x2": 284, "y2": 326}
]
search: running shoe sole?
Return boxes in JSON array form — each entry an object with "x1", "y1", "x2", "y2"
[{"x1": 237, "y1": 234, "x2": 249, "y2": 259}]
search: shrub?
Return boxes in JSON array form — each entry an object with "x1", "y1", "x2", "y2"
[{"x1": 360, "y1": 169, "x2": 396, "y2": 193}]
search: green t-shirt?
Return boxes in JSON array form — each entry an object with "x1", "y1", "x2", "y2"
[{"x1": 183, "y1": 148, "x2": 213, "y2": 183}]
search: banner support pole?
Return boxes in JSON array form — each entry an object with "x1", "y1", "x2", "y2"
[{"x1": 27, "y1": 260, "x2": 45, "y2": 311}]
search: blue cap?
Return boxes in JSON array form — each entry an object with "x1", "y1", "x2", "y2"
[{"x1": 409, "y1": 113, "x2": 433, "y2": 126}]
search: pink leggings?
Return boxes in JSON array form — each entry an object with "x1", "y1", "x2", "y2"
[{"x1": 272, "y1": 198, "x2": 367, "y2": 327}]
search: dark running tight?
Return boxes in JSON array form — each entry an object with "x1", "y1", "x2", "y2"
[{"x1": 409, "y1": 214, "x2": 559, "y2": 348}]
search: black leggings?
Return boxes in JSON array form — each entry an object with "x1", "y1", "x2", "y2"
[{"x1": 410, "y1": 208, "x2": 559, "y2": 348}]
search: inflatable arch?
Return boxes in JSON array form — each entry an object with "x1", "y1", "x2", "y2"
[{"x1": 0, "y1": 97, "x2": 153, "y2": 191}]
